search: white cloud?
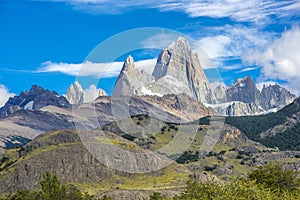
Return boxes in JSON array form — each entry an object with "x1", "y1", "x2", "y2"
[
  {"x1": 0, "y1": 84, "x2": 15, "y2": 107},
  {"x1": 37, "y1": 59, "x2": 157, "y2": 77},
  {"x1": 197, "y1": 25, "x2": 272, "y2": 59},
  {"x1": 83, "y1": 84, "x2": 107, "y2": 102},
  {"x1": 243, "y1": 27, "x2": 300, "y2": 95},
  {"x1": 198, "y1": 35, "x2": 231, "y2": 58},
  {"x1": 49, "y1": 0, "x2": 300, "y2": 23}
]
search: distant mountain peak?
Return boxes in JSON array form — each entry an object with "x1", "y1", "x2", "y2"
[
  {"x1": 226, "y1": 76, "x2": 259, "y2": 104},
  {"x1": 259, "y1": 83, "x2": 296, "y2": 110},
  {"x1": 0, "y1": 85, "x2": 70, "y2": 118},
  {"x1": 66, "y1": 81, "x2": 84, "y2": 105}
]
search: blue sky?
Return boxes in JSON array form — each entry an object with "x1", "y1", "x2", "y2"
[{"x1": 0, "y1": 0, "x2": 300, "y2": 106}]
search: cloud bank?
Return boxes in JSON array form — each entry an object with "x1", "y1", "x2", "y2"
[
  {"x1": 83, "y1": 84, "x2": 107, "y2": 102},
  {"x1": 0, "y1": 84, "x2": 15, "y2": 107},
  {"x1": 243, "y1": 27, "x2": 300, "y2": 95}
]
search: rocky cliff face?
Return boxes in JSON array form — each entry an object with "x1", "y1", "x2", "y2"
[
  {"x1": 0, "y1": 129, "x2": 192, "y2": 199},
  {"x1": 151, "y1": 37, "x2": 215, "y2": 103},
  {"x1": 226, "y1": 76, "x2": 260, "y2": 104},
  {"x1": 98, "y1": 89, "x2": 107, "y2": 97},
  {"x1": 213, "y1": 83, "x2": 228, "y2": 103},
  {"x1": 113, "y1": 38, "x2": 296, "y2": 116},
  {"x1": 259, "y1": 84, "x2": 296, "y2": 110},
  {"x1": 0, "y1": 85, "x2": 70, "y2": 118}
]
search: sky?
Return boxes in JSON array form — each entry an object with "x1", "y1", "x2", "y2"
[{"x1": 0, "y1": 0, "x2": 300, "y2": 106}]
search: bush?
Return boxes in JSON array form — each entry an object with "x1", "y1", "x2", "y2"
[
  {"x1": 149, "y1": 192, "x2": 166, "y2": 200},
  {"x1": 7, "y1": 172, "x2": 94, "y2": 200},
  {"x1": 176, "y1": 151, "x2": 199, "y2": 164},
  {"x1": 248, "y1": 162, "x2": 300, "y2": 192}
]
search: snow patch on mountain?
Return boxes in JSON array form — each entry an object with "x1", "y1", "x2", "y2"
[{"x1": 24, "y1": 101, "x2": 34, "y2": 110}]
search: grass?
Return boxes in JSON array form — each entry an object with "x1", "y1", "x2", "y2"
[
  {"x1": 94, "y1": 136, "x2": 137, "y2": 150},
  {"x1": 75, "y1": 163, "x2": 189, "y2": 196}
]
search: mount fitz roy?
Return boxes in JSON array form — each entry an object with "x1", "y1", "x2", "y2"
[
  {"x1": 114, "y1": 37, "x2": 296, "y2": 116},
  {"x1": 114, "y1": 37, "x2": 215, "y2": 104}
]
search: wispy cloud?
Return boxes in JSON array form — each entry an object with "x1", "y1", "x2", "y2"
[
  {"x1": 36, "y1": 59, "x2": 157, "y2": 77},
  {"x1": 219, "y1": 64, "x2": 243, "y2": 71},
  {"x1": 159, "y1": 0, "x2": 298, "y2": 23},
  {"x1": 0, "y1": 84, "x2": 15, "y2": 107},
  {"x1": 235, "y1": 67, "x2": 260, "y2": 73},
  {"x1": 48, "y1": 0, "x2": 300, "y2": 23}
]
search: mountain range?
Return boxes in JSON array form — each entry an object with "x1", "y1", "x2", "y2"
[
  {"x1": 0, "y1": 37, "x2": 299, "y2": 199},
  {"x1": 113, "y1": 37, "x2": 296, "y2": 116}
]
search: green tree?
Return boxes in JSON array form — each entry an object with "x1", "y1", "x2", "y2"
[
  {"x1": 7, "y1": 172, "x2": 94, "y2": 200},
  {"x1": 248, "y1": 162, "x2": 300, "y2": 192}
]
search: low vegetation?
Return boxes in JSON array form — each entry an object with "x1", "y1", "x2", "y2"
[
  {"x1": 1, "y1": 163, "x2": 299, "y2": 200},
  {"x1": 150, "y1": 162, "x2": 300, "y2": 200}
]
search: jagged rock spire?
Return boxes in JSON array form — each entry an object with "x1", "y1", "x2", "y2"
[{"x1": 66, "y1": 81, "x2": 84, "y2": 105}]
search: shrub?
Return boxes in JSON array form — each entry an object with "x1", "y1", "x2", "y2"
[
  {"x1": 248, "y1": 162, "x2": 300, "y2": 192},
  {"x1": 7, "y1": 172, "x2": 94, "y2": 200}
]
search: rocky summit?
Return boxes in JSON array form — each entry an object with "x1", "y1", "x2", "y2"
[
  {"x1": 209, "y1": 76, "x2": 296, "y2": 116},
  {"x1": 114, "y1": 37, "x2": 216, "y2": 104},
  {"x1": 0, "y1": 85, "x2": 70, "y2": 118},
  {"x1": 66, "y1": 81, "x2": 108, "y2": 105},
  {"x1": 151, "y1": 37, "x2": 215, "y2": 104},
  {"x1": 259, "y1": 83, "x2": 296, "y2": 111},
  {"x1": 226, "y1": 76, "x2": 260, "y2": 104}
]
